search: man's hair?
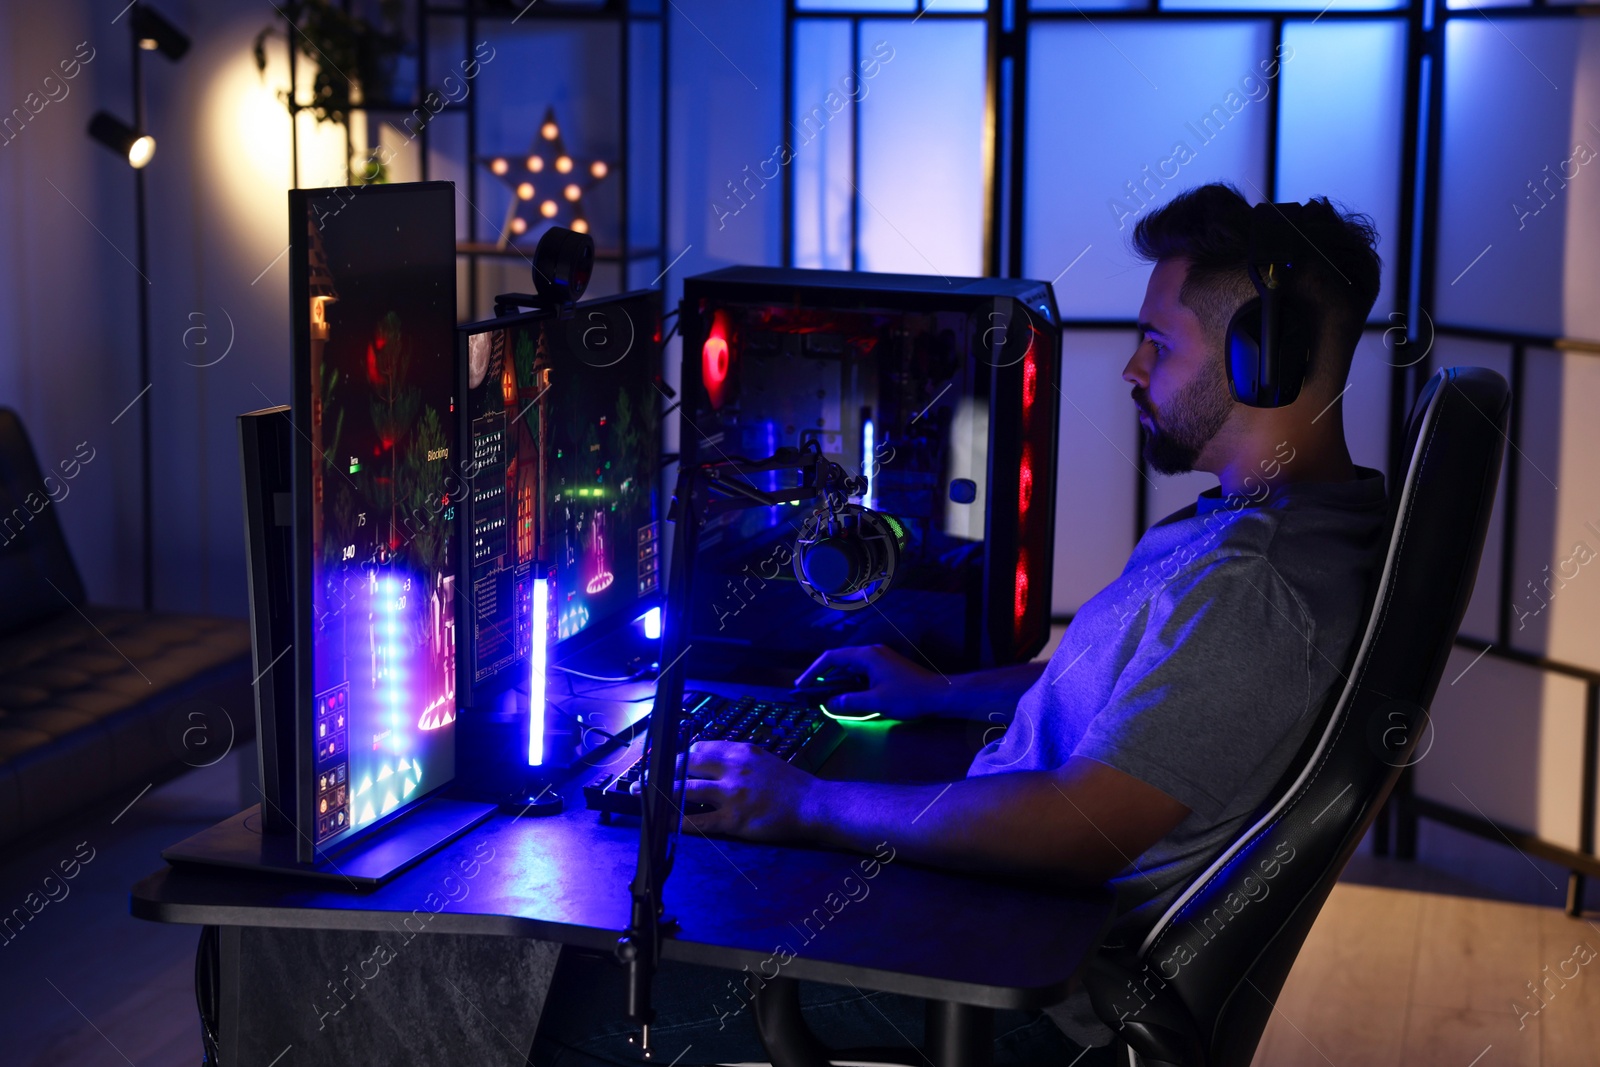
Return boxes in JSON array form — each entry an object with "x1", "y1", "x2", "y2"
[{"x1": 1130, "y1": 183, "x2": 1382, "y2": 385}]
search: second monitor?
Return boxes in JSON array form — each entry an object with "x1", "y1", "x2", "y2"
[{"x1": 459, "y1": 289, "x2": 664, "y2": 704}]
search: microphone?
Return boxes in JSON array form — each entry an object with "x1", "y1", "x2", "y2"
[{"x1": 793, "y1": 503, "x2": 906, "y2": 610}]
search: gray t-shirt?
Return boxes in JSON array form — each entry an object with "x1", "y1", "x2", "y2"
[{"x1": 967, "y1": 467, "x2": 1386, "y2": 1044}]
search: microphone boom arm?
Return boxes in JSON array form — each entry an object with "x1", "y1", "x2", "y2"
[{"x1": 617, "y1": 440, "x2": 870, "y2": 1058}]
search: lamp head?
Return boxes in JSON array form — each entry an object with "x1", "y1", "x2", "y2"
[
  {"x1": 88, "y1": 112, "x2": 156, "y2": 169},
  {"x1": 131, "y1": 5, "x2": 190, "y2": 62}
]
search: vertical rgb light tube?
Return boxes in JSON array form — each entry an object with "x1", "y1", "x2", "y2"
[
  {"x1": 862, "y1": 419, "x2": 876, "y2": 511},
  {"x1": 529, "y1": 574, "x2": 550, "y2": 766}
]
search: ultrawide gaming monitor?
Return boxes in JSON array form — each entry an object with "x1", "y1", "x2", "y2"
[{"x1": 287, "y1": 182, "x2": 460, "y2": 863}]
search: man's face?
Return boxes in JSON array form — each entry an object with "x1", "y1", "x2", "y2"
[{"x1": 1123, "y1": 257, "x2": 1235, "y2": 475}]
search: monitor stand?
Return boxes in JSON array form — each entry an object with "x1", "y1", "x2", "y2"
[{"x1": 161, "y1": 796, "x2": 495, "y2": 888}]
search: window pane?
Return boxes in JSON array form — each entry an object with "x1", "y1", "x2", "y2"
[
  {"x1": 1053, "y1": 330, "x2": 1138, "y2": 613},
  {"x1": 1162, "y1": 0, "x2": 1403, "y2": 9},
  {"x1": 669, "y1": 1, "x2": 782, "y2": 278},
  {"x1": 1418, "y1": 652, "x2": 1587, "y2": 852},
  {"x1": 798, "y1": 0, "x2": 917, "y2": 11},
  {"x1": 1436, "y1": 18, "x2": 1591, "y2": 337},
  {"x1": 793, "y1": 20, "x2": 855, "y2": 270},
  {"x1": 1031, "y1": 1, "x2": 1146, "y2": 10},
  {"x1": 1024, "y1": 19, "x2": 1272, "y2": 318},
  {"x1": 1511, "y1": 348, "x2": 1600, "y2": 673},
  {"x1": 1277, "y1": 19, "x2": 1406, "y2": 320},
  {"x1": 857, "y1": 19, "x2": 988, "y2": 276}
]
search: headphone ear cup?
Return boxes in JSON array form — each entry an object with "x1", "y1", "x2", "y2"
[
  {"x1": 1225, "y1": 296, "x2": 1265, "y2": 406},
  {"x1": 1270, "y1": 295, "x2": 1315, "y2": 407}
]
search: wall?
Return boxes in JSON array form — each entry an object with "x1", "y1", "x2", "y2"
[
  {"x1": 0, "y1": 0, "x2": 352, "y2": 615},
  {"x1": 0, "y1": 0, "x2": 782, "y2": 619},
  {"x1": 1418, "y1": 16, "x2": 1600, "y2": 850},
  {"x1": 1, "y1": 2, "x2": 148, "y2": 609}
]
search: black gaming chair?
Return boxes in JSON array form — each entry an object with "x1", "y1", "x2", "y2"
[{"x1": 1081, "y1": 365, "x2": 1511, "y2": 1066}]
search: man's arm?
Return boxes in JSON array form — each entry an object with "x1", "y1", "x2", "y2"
[{"x1": 682, "y1": 744, "x2": 1190, "y2": 886}]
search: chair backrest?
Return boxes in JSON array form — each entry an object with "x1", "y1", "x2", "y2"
[
  {"x1": 1083, "y1": 366, "x2": 1511, "y2": 1067},
  {"x1": 0, "y1": 408, "x2": 86, "y2": 638}
]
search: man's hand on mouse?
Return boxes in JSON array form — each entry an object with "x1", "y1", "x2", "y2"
[
  {"x1": 681, "y1": 741, "x2": 816, "y2": 840},
  {"x1": 793, "y1": 644, "x2": 946, "y2": 718}
]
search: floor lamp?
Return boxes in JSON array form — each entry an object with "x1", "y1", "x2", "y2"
[{"x1": 86, "y1": 2, "x2": 188, "y2": 611}]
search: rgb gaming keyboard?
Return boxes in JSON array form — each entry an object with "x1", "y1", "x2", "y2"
[{"x1": 583, "y1": 691, "x2": 846, "y2": 819}]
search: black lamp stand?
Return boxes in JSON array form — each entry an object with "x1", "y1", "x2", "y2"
[{"x1": 132, "y1": 26, "x2": 153, "y2": 611}]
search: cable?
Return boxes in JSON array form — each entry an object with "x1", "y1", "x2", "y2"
[
  {"x1": 544, "y1": 695, "x2": 610, "y2": 735},
  {"x1": 196, "y1": 925, "x2": 221, "y2": 1066},
  {"x1": 557, "y1": 670, "x2": 658, "y2": 704},
  {"x1": 551, "y1": 664, "x2": 648, "y2": 683}
]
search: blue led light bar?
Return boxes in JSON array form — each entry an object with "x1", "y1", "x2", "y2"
[{"x1": 529, "y1": 573, "x2": 550, "y2": 766}]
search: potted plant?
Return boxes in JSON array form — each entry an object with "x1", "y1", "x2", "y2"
[{"x1": 253, "y1": 0, "x2": 410, "y2": 127}]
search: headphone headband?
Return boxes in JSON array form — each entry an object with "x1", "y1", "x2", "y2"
[{"x1": 1249, "y1": 201, "x2": 1310, "y2": 272}]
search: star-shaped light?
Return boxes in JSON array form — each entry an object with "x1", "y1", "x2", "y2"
[{"x1": 481, "y1": 106, "x2": 613, "y2": 247}]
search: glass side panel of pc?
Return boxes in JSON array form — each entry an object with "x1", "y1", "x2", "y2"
[{"x1": 679, "y1": 268, "x2": 1060, "y2": 675}]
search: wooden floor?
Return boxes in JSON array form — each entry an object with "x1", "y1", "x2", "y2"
[{"x1": 1252, "y1": 882, "x2": 1600, "y2": 1067}]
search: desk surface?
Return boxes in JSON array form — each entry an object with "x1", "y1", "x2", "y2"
[{"x1": 131, "y1": 716, "x2": 1111, "y2": 1010}]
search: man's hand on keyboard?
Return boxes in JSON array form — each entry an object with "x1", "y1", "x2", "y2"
[{"x1": 681, "y1": 741, "x2": 816, "y2": 841}]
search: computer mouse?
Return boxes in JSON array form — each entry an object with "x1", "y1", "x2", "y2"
[{"x1": 790, "y1": 665, "x2": 871, "y2": 702}]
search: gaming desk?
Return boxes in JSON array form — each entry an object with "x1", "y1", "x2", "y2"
[{"x1": 130, "y1": 707, "x2": 1113, "y2": 1067}]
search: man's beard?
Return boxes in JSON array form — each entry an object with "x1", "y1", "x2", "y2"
[{"x1": 1135, "y1": 357, "x2": 1234, "y2": 475}]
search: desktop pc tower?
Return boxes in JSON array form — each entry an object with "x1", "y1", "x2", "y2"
[{"x1": 678, "y1": 267, "x2": 1062, "y2": 676}]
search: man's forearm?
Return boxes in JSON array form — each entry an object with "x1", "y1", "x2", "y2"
[
  {"x1": 924, "y1": 661, "x2": 1046, "y2": 720},
  {"x1": 796, "y1": 767, "x2": 1116, "y2": 883}
]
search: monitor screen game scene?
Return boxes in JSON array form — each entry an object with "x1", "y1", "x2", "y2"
[
  {"x1": 462, "y1": 291, "x2": 663, "y2": 691},
  {"x1": 292, "y1": 183, "x2": 459, "y2": 853}
]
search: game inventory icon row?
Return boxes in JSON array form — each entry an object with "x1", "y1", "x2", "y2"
[
  {"x1": 313, "y1": 682, "x2": 351, "y2": 843},
  {"x1": 315, "y1": 763, "x2": 349, "y2": 838},
  {"x1": 637, "y1": 522, "x2": 660, "y2": 596},
  {"x1": 314, "y1": 684, "x2": 349, "y2": 762}
]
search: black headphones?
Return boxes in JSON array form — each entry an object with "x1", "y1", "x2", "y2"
[{"x1": 1224, "y1": 201, "x2": 1318, "y2": 408}]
